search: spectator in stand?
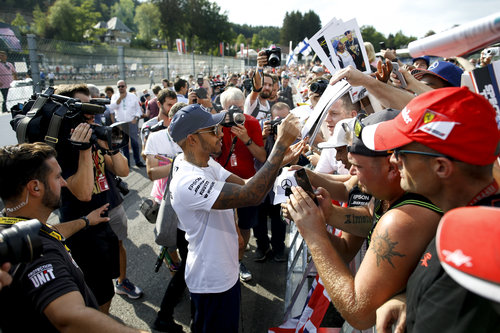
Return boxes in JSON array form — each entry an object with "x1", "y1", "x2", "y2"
[
  {"x1": 308, "y1": 94, "x2": 361, "y2": 173},
  {"x1": 411, "y1": 60, "x2": 464, "y2": 89},
  {"x1": 362, "y1": 87, "x2": 500, "y2": 333},
  {"x1": 253, "y1": 102, "x2": 291, "y2": 263},
  {"x1": 174, "y1": 78, "x2": 189, "y2": 103},
  {"x1": 244, "y1": 51, "x2": 274, "y2": 121},
  {"x1": 412, "y1": 56, "x2": 430, "y2": 69},
  {"x1": 0, "y1": 51, "x2": 17, "y2": 113},
  {"x1": 279, "y1": 72, "x2": 295, "y2": 109},
  {"x1": 109, "y1": 80, "x2": 146, "y2": 168},
  {"x1": 284, "y1": 108, "x2": 443, "y2": 330},
  {"x1": 216, "y1": 87, "x2": 267, "y2": 282}
]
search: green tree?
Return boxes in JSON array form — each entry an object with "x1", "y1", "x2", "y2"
[
  {"x1": 360, "y1": 25, "x2": 387, "y2": 51},
  {"x1": 111, "y1": 0, "x2": 136, "y2": 31},
  {"x1": 424, "y1": 30, "x2": 436, "y2": 37},
  {"x1": 280, "y1": 11, "x2": 303, "y2": 46},
  {"x1": 32, "y1": 5, "x2": 47, "y2": 37},
  {"x1": 154, "y1": 0, "x2": 185, "y2": 50},
  {"x1": 301, "y1": 11, "x2": 321, "y2": 41},
  {"x1": 11, "y1": 13, "x2": 29, "y2": 35},
  {"x1": 392, "y1": 30, "x2": 417, "y2": 49},
  {"x1": 134, "y1": 2, "x2": 161, "y2": 44}
]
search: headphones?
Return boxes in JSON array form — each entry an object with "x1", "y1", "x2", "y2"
[{"x1": 34, "y1": 186, "x2": 39, "y2": 191}]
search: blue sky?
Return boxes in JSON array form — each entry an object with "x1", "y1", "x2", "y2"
[{"x1": 214, "y1": 0, "x2": 499, "y2": 39}]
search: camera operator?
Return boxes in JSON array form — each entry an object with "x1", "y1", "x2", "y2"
[
  {"x1": 215, "y1": 87, "x2": 266, "y2": 282},
  {"x1": 55, "y1": 84, "x2": 143, "y2": 313},
  {"x1": 0, "y1": 143, "x2": 146, "y2": 333},
  {"x1": 167, "y1": 102, "x2": 300, "y2": 332},
  {"x1": 244, "y1": 50, "x2": 275, "y2": 121}
]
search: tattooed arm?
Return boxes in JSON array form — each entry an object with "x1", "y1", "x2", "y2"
[
  {"x1": 212, "y1": 114, "x2": 300, "y2": 210},
  {"x1": 287, "y1": 186, "x2": 441, "y2": 329}
]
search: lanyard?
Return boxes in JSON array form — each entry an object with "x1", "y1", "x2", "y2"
[{"x1": 467, "y1": 180, "x2": 499, "y2": 206}]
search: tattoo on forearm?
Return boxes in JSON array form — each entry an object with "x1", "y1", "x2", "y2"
[
  {"x1": 344, "y1": 214, "x2": 371, "y2": 225},
  {"x1": 215, "y1": 143, "x2": 286, "y2": 208},
  {"x1": 370, "y1": 230, "x2": 405, "y2": 268}
]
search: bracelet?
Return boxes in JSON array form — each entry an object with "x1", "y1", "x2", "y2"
[
  {"x1": 81, "y1": 216, "x2": 90, "y2": 230},
  {"x1": 245, "y1": 138, "x2": 253, "y2": 146}
]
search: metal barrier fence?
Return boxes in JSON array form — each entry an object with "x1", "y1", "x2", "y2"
[{"x1": 0, "y1": 34, "x2": 246, "y2": 112}]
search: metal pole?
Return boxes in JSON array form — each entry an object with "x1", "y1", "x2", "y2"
[
  {"x1": 210, "y1": 55, "x2": 212, "y2": 77},
  {"x1": 192, "y1": 52, "x2": 195, "y2": 75},
  {"x1": 27, "y1": 34, "x2": 40, "y2": 93},
  {"x1": 117, "y1": 46, "x2": 125, "y2": 80}
]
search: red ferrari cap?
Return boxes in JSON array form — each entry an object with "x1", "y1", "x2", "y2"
[{"x1": 361, "y1": 87, "x2": 500, "y2": 165}]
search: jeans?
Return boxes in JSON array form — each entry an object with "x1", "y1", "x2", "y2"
[{"x1": 121, "y1": 121, "x2": 142, "y2": 165}]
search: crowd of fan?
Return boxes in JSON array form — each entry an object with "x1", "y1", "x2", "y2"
[{"x1": 0, "y1": 39, "x2": 499, "y2": 333}]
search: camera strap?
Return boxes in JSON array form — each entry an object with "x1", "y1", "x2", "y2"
[
  {"x1": 16, "y1": 94, "x2": 50, "y2": 144},
  {"x1": 223, "y1": 136, "x2": 239, "y2": 167},
  {"x1": 44, "y1": 105, "x2": 70, "y2": 148}
]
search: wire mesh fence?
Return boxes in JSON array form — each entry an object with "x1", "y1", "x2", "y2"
[{"x1": 0, "y1": 34, "x2": 246, "y2": 112}]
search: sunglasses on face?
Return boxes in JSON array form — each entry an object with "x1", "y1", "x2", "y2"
[
  {"x1": 117, "y1": 85, "x2": 125, "y2": 88},
  {"x1": 195, "y1": 124, "x2": 220, "y2": 136},
  {"x1": 392, "y1": 148, "x2": 453, "y2": 161}
]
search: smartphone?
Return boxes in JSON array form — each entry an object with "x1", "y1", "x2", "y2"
[
  {"x1": 391, "y1": 62, "x2": 407, "y2": 89},
  {"x1": 294, "y1": 168, "x2": 318, "y2": 205},
  {"x1": 379, "y1": 41, "x2": 386, "y2": 50},
  {"x1": 194, "y1": 87, "x2": 207, "y2": 99}
]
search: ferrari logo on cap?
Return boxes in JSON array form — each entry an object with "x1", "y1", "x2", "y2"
[{"x1": 423, "y1": 111, "x2": 435, "y2": 124}]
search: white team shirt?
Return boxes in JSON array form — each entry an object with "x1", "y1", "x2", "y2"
[{"x1": 170, "y1": 154, "x2": 238, "y2": 293}]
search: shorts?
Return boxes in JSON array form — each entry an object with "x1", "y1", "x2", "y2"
[
  {"x1": 85, "y1": 273, "x2": 115, "y2": 306},
  {"x1": 108, "y1": 204, "x2": 128, "y2": 241},
  {"x1": 236, "y1": 205, "x2": 259, "y2": 230}
]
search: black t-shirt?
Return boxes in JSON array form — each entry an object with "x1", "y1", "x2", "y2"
[
  {"x1": 405, "y1": 193, "x2": 500, "y2": 332},
  {"x1": 57, "y1": 144, "x2": 120, "y2": 281},
  {"x1": 0, "y1": 224, "x2": 98, "y2": 332}
]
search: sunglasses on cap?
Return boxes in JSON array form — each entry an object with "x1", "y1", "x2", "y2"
[{"x1": 353, "y1": 114, "x2": 367, "y2": 138}]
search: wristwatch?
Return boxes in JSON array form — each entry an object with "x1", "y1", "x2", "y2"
[
  {"x1": 81, "y1": 216, "x2": 90, "y2": 230},
  {"x1": 245, "y1": 138, "x2": 253, "y2": 146}
]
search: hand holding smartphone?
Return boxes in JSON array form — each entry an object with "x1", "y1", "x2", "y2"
[{"x1": 391, "y1": 62, "x2": 408, "y2": 89}]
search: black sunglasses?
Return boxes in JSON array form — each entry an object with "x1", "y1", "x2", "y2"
[
  {"x1": 117, "y1": 85, "x2": 126, "y2": 88},
  {"x1": 392, "y1": 148, "x2": 454, "y2": 161}
]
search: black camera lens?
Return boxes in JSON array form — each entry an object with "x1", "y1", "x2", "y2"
[
  {"x1": 309, "y1": 80, "x2": 328, "y2": 95},
  {"x1": 268, "y1": 54, "x2": 280, "y2": 67},
  {"x1": 0, "y1": 220, "x2": 43, "y2": 265}
]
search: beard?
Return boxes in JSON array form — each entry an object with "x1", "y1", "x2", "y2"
[
  {"x1": 259, "y1": 90, "x2": 271, "y2": 99},
  {"x1": 42, "y1": 186, "x2": 61, "y2": 211}
]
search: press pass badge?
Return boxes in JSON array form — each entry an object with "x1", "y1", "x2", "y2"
[{"x1": 96, "y1": 170, "x2": 109, "y2": 192}]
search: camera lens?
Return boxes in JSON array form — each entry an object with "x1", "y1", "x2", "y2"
[
  {"x1": 0, "y1": 220, "x2": 43, "y2": 265},
  {"x1": 310, "y1": 81, "x2": 328, "y2": 95},
  {"x1": 234, "y1": 113, "x2": 245, "y2": 125},
  {"x1": 268, "y1": 54, "x2": 280, "y2": 67}
]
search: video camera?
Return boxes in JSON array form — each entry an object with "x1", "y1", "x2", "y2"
[
  {"x1": 222, "y1": 105, "x2": 245, "y2": 127},
  {"x1": 10, "y1": 87, "x2": 130, "y2": 154},
  {"x1": 0, "y1": 220, "x2": 43, "y2": 265},
  {"x1": 265, "y1": 47, "x2": 282, "y2": 68}
]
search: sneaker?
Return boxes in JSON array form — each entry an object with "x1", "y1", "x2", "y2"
[
  {"x1": 254, "y1": 247, "x2": 271, "y2": 262},
  {"x1": 239, "y1": 262, "x2": 252, "y2": 282},
  {"x1": 152, "y1": 318, "x2": 185, "y2": 333},
  {"x1": 115, "y1": 278, "x2": 143, "y2": 299},
  {"x1": 135, "y1": 161, "x2": 146, "y2": 168},
  {"x1": 273, "y1": 250, "x2": 287, "y2": 262}
]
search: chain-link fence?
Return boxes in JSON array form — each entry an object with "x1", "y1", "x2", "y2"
[{"x1": 0, "y1": 34, "x2": 246, "y2": 112}]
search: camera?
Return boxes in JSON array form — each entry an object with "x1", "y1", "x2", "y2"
[
  {"x1": 483, "y1": 47, "x2": 500, "y2": 57},
  {"x1": 265, "y1": 47, "x2": 282, "y2": 67},
  {"x1": 222, "y1": 105, "x2": 245, "y2": 127},
  {"x1": 0, "y1": 220, "x2": 43, "y2": 265},
  {"x1": 242, "y1": 78, "x2": 253, "y2": 93},
  {"x1": 115, "y1": 176, "x2": 129, "y2": 196},
  {"x1": 141, "y1": 120, "x2": 166, "y2": 141},
  {"x1": 269, "y1": 118, "x2": 282, "y2": 136},
  {"x1": 10, "y1": 87, "x2": 129, "y2": 154},
  {"x1": 309, "y1": 79, "x2": 329, "y2": 95}
]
